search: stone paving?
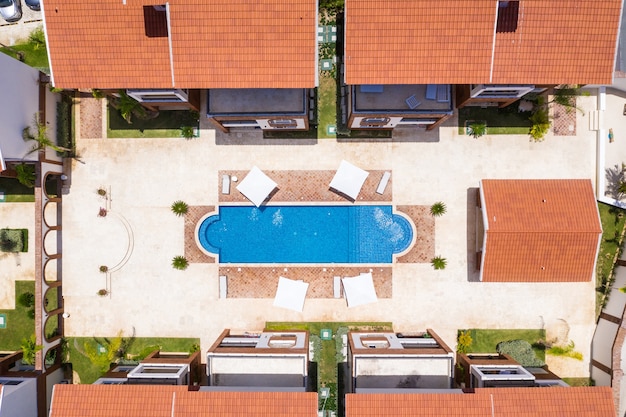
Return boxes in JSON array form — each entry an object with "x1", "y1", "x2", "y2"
[
  {"x1": 219, "y1": 266, "x2": 392, "y2": 298},
  {"x1": 58, "y1": 90, "x2": 601, "y2": 380},
  {"x1": 184, "y1": 206, "x2": 215, "y2": 264}
]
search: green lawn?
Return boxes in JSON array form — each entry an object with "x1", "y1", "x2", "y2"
[
  {"x1": 0, "y1": 43, "x2": 49, "y2": 71},
  {"x1": 318, "y1": 75, "x2": 337, "y2": 138},
  {"x1": 0, "y1": 177, "x2": 35, "y2": 202},
  {"x1": 0, "y1": 281, "x2": 36, "y2": 351},
  {"x1": 67, "y1": 336, "x2": 200, "y2": 384},
  {"x1": 465, "y1": 328, "x2": 546, "y2": 361},
  {"x1": 596, "y1": 203, "x2": 626, "y2": 316},
  {"x1": 457, "y1": 106, "x2": 532, "y2": 135},
  {"x1": 266, "y1": 321, "x2": 392, "y2": 410},
  {"x1": 107, "y1": 106, "x2": 199, "y2": 138}
]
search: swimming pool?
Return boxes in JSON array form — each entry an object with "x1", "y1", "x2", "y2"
[{"x1": 197, "y1": 205, "x2": 413, "y2": 263}]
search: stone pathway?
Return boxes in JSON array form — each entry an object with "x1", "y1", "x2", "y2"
[
  {"x1": 552, "y1": 101, "x2": 577, "y2": 136},
  {"x1": 219, "y1": 266, "x2": 392, "y2": 298},
  {"x1": 78, "y1": 93, "x2": 103, "y2": 139},
  {"x1": 396, "y1": 205, "x2": 435, "y2": 263},
  {"x1": 184, "y1": 206, "x2": 215, "y2": 263}
]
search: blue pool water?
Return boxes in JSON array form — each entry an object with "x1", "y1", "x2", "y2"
[{"x1": 198, "y1": 205, "x2": 413, "y2": 263}]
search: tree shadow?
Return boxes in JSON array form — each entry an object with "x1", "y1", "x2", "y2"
[{"x1": 605, "y1": 163, "x2": 625, "y2": 200}]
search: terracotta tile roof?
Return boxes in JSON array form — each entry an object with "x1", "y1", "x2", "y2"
[
  {"x1": 480, "y1": 179, "x2": 602, "y2": 282},
  {"x1": 344, "y1": 0, "x2": 621, "y2": 85},
  {"x1": 346, "y1": 387, "x2": 615, "y2": 417},
  {"x1": 49, "y1": 385, "x2": 318, "y2": 417},
  {"x1": 43, "y1": 0, "x2": 317, "y2": 89}
]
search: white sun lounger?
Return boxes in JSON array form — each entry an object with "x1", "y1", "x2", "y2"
[
  {"x1": 221, "y1": 175, "x2": 230, "y2": 195},
  {"x1": 376, "y1": 171, "x2": 391, "y2": 195},
  {"x1": 334, "y1": 276, "x2": 342, "y2": 298},
  {"x1": 219, "y1": 275, "x2": 228, "y2": 299}
]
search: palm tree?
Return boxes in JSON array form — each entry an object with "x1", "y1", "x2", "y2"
[
  {"x1": 171, "y1": 200, "x2": 189, "y2": 216},
  {"x1": 172, "y1": 255, "x2": 189, "y2": 270},
  {"x1": 22, "y1": 113, "x2": 71, "y2": 156},
  {"x1": 21, "y1": 334, "x2": 43, "y2": 365},
  {"x1": 430, "y1": 202, "x2": 447, "y2": 217},
  {"x1": 15, "y1": 163, "x2": 36, "y2": 188},
  {"x1": 111, "y1": 90, "x2": 146, "y2": 124},
  {"x1": 431, "y1": 256, "x2": 447, "y2": 270}
]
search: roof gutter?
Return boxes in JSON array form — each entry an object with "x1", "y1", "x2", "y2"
[{"x1": 166, "y1": 2, "x2": 175, "y2": 87}]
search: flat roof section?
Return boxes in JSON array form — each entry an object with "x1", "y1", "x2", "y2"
[{"x1": 207, "y1": 89, "x2": 306, "y2": 115}]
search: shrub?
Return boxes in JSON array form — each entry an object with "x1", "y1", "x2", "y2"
[
  {"x1": 97, "y1": 188, "x2": 107, "y2": 196},
  {"x1": 97, "y1": 289, "x2": 109, "y2": 297},
  {"x1": 496, "y1": 339, "x2": 545, "y2": 367},
  {"x1": 56, "y1": 100, "x2": 71, "y2": 156},
  {"x1": 547, "y1": 341, "x2": 583, "y2": 361},
  {"x1": 171, "y1": 200, "x2": 189, "y2": 216},
  {"x1": 529, "y1": 107, "x2": 550, "y2": 142},
  {"x1": 180, "y1": 126, "x2": 196, "y2": 140},
  {"x1": 457, "y1": 330, "x2": 473, "y2": 354},
  {"x1": 430, "y1": 202, "x2": 446, "y2": 217},
  {"x1": 431, "y1": 256, "x2": 447, "y2": 270},
  {"x1": 18, "y1": 292, "x2": 35, "y2": 308},
  {"x1": 99, "y1": 265, "x2": 108, "y2": 273},
  {"x1": 91, "y1": 89, "x2": 105, "y2": 99},
  {"x1": 28, "y1": 26, "x2": 46, "y2": 50},
  {"x1": 15, "y1": 163, "x2": 36, "y2": 188},
  {"x1": 0, "y1": 229, "x2": 26, "y2": 252},
  {"x1": 172, "y1": 255, "x2": 189, "y2": 270},
  {"x1": 467, "y1": 122, "x2": 487, "y2": 139}
]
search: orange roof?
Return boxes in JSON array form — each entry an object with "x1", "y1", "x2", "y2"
[
  {"x1": 346, "y1": 387, "x2": 615, "y2": 416},
  {"x1": 344, "y1": 0, "x2": 621, "y2": 85},
  {"x1": 49, "y1": 385, "x2": 318, "y2": 417},
  {"x1": 43, "y1": 0, "x2": 317, "y2": 89},
  {"x1": 480, "y1": 179, "x2": 602, "y2": 282}
]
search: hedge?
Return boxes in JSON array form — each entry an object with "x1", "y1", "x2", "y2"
[
  {"x1": 0, "y1": 228, "x2": 28, "y2": 252},
  {"x1": 496, "y1": 339, "x2": 545, "y2": 367}
]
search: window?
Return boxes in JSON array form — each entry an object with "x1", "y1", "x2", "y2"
[
  {"x1": 496, "y1": 1, "x2": 519, "y2": 33},
  {"x1": 470, "y1": 85, "x2": 535, "y2": 99},
  {"x1": 143, "y1": 5, "x2": 168, "y2": 37},
  {"x1": 360, "y1": 117, "x2": 390, "y2": 127},
  {"x1": 268, "y1": 119, "x2": 297, "y2": 129},
  {"x1": 127, "y1": 89, "x2": 188, "y2": 103}
]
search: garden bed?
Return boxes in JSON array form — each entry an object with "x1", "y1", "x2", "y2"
[
  {"x1": 107, "y1": 106, "x2": 200, "y2": 138},
  {"x1": 458, "y1": 106, "x2": 532, "y2": 135}
]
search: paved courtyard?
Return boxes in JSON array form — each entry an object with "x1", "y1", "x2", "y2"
[{"x1": 58, "y1": 91, "x2": 604, "y2": 378}]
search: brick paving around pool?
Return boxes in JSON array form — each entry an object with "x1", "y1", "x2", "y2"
[
  {"x1": 219, "y1": 170, "x2": 392, "y2": 203},
  {"x1": 219, "y1": 266, "x2": 392, "y2": 299},
  {"x1": 184, "y1": 170, "x2": 435, "y2": 298}
]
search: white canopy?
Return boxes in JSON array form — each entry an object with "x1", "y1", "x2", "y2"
[
  {"x1": 329, "y1": 160, "x2": 369, "y2": 200},
  {"x1": 236, "y1": 166, "x2": 278, "y2": 207},
  {"x1": 273, "y1": 276, "x2": 309, "y2": 312},
  {"x1": 342, "y1": 272, "x2": 378, "y2": 307}
]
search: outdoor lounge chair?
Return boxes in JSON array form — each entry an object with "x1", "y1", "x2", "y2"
[
  {"x1": 376, "y1": 171, "x2": 391, "y2": 195},
  {"x1": 221, "y1": 174, "x2": 231, "y2": 195}
]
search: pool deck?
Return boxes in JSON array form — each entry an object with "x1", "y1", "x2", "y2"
[{"x1": 57, "y1": 90, "x2": 603, "y2": 379}]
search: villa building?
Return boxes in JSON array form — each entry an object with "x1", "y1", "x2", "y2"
[
  {"x1": 42, "y1": 0, "x2": 318, "y2": 132},
  {"x1": 206, "y1": 329, "x2": 312, "y2": 391},
  {"x1": 346, "y1": 330, "x2": 455, "y2": 392},
  {"x1": 343, "y1": 0, "x2": 622, "y2": 130},
  {"x1": 477, "y1": 179, "x2": 602, "y2": 282}
]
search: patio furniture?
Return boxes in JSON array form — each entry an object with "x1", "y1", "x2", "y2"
[
  {"x1": 221, "y1": 174, "x2": 231, "y2": 195},
  {"x1": 376, "y1": 171, "x2": 391, "y2": 195},
  {"x1": 333, "y1": 276, "x2": 342, "y2": 299},
  {"x1": 405, "y1": 95, "x2": 421, "y2": 109},
  {"x1": 273, "y1": 276, "x2": 309, "y2": 312},
  {"x1": 436, "y1": 85, "x2": 450, "y2": 103},
  {"x1": 219, "y1": 275, "x2": 228, "y2": 299},
  {"x1": 425, "y1": 84, "x2": 437, "y2": 100},
  {"x1": 236, "y1": 166, "x2": 278, "y2": 207},
  {"x1": 341, "y1": 272, "x2": 378, "y2": 307},
  {"x1": 329, "y1": 160, "x2": 369, "y2": 201}
]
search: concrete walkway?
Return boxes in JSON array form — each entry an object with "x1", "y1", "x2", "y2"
[{"x1": 60, "y1": 91, "x2": 600, "y2": 378}]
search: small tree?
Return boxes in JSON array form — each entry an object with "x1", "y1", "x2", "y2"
[
  {"x1": 18, "y1": 292, "x2": 35, "y2": 308},
  {"x1": 15, "y1": 163, "x2": 36, "y2": 188},
  {"x1": 431, "y1": 256, "x2": 447, "y2": 270},
  {"x1": 467, "y1": 122, "x2": 487, "y2": 139},
  {"x1": 180, "y1": 126, "x2": 196, "y2": 140},
  {"x1": 111, "y1": 90, "x2": 146, "y2": 124},
  {"x1": 171, "y1": 200, "x2": 189, "y2": 216},
  {"x1": 172, "y1": 255, "x2": 189, "y2": 270},
  {"x1": 430, "y1": 202, "x2": 447, "y2": 217},
  {"x1": 20, "y1": 334, "x2": 43, "y2": 365},
  {"x1": 23, "y1": 113, "x2": 71, "y2": 155},
  {"x1": 528, "y1": 107, "x2": 550, "y2": 142}
]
